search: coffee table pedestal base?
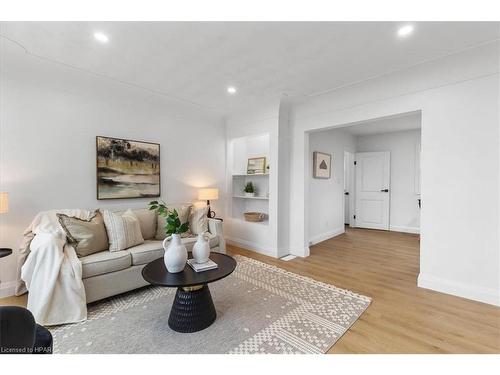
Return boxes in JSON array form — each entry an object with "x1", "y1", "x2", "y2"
[{"x1": 168, "y1": 284, "x2": 216, "y2": 333}]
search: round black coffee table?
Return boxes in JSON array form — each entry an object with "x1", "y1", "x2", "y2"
[{"x1": 142, "y1": 252, "x2": 236, "y2": 333}]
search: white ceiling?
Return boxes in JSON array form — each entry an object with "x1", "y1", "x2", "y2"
[{"x1": 1, "y1": 22, "x2": 499, "y2": 114}]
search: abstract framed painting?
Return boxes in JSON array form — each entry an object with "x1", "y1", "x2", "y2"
[
  {"x1": 313, "y1": 151, "x2": 331, "y2": 179},
  {"x1": 96, "y1": 136, "x2": 160, "y2": 199}
]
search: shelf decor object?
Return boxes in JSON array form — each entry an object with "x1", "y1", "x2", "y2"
[
  {"x1": 247, "y1": 157, "x2": 266, "y2": 175},
  {"x1": 244, "y1": 212, "x2": 266, "y2": 222},
  {"x1": 198, "y1": 188, "x2": 219, "y2": 218},
  {"x1": 243, "y1": 181, "x2": 255, "y2": 197},
  {"x1": 313, "y1": 151, "x2": 332, "y2": 179}
]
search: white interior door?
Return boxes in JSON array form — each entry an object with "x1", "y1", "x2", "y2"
[
  {"x1": 355, "y1": 151, "x2": 390, "y2": 230},
  {"x1": 344, "y1": 151, "x2": 355, "y2": 226}
]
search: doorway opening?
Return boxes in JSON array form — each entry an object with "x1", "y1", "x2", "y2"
[{"x1": 308, "y1": 111, "x2": 421, "y2": 246}]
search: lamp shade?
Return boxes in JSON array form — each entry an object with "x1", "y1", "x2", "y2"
[
  {"x1": 0, "y1": 192, "x2": 8, "y2": 214},
  {"x1": 198, "y1": 188, "x2": 219, "y2": 201}
]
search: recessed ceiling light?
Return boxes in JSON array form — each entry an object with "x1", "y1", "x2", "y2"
[
  {"x1": 94, "y1": 32, "x2": 109, "y2": 43},
  {"x1": 227, "y1": 86, "x2": 237, "y2": 95},
  {"x1": 397, "y1": 24, "x2": 414, "y2": 38}
]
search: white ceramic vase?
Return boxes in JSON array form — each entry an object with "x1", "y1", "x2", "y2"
[
  {"x1": 192, "y1": 233, "x2": 210, "y2": 264},
  {"x1": 163, "y1": 234, "x2": 187, "y2": 273},
  {"x1": 245, "y1": 192, "x2": 255, "y2": 197}
]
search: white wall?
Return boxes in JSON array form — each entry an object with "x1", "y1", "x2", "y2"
[
  {"x1": 288, "y1": 41, "x2": 500, "y2": 306},
  {"x1": 308, "y1": 128, "x2": 356, "y2": 244},
  {"x1": 0, "y1": 40, "x2": 226, "y2": 296},
  {"x1": 357, "y1": 128, "x2": 421, "y2": 233}
]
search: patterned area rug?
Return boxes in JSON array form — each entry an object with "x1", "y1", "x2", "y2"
[{"x1": 50, "y1": 255, "x2": 371, "y2": 354}]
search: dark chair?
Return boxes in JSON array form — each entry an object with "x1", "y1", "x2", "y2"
[{"x1": 0, "y1": 306, "x2": 53, "y2": 354}]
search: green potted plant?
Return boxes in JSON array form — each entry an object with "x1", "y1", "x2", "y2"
[
  {"x1": 148, "y1": 200, "x2": 189, "y2": 236},
  {"x1": 244, "y1": 181, "x2": 255, "y2": 197},
  {"x1": 148, "y1": 200, "x2": 189, "y2": 273}
]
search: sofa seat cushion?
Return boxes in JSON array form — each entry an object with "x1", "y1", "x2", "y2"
[
  {"x1": 81, "y1": 250, "x2": 131, "y2": 279},
  {"x1": 128, "y1": 240, "x2": 164, "y2": 266}
]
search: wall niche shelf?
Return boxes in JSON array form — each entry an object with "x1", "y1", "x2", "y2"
[
  {"x1": 233, "y1": 195, "x2": 269, "y2": 200},
  {"x1": 230, "y1": 217, "x2": 268, "y2": 226},
  {"x1": 227, "y1": 133, "x2": 271, "y2": 228},
  {"x1": 232, "y1": 174, "x2": 269, "y2": 177}
]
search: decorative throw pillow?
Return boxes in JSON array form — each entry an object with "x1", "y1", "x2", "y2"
[
  {"x1": 189, "y1": 205, "x2": 209, "y2": 235},
  {"x1": 155, "y1": 204, "x2": 192, "y2": 240},
  {"x1": 102, "y1": 209, "x2": 144, "y2": 252},
  {"x1": 131, "y1": 208, "x2": 157, "y2": 240},
  {"x1": 57, "y1": 210, "x2": 109, "y2": 258}
]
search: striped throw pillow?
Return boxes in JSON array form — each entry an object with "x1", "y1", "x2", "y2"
[{"x1": 102, "y1": 209, "x2": 144, "y2": 252}]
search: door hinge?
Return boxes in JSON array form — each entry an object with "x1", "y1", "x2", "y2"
[{"x1": 354, "y1": 161, "x2": 357, "y2": 165}]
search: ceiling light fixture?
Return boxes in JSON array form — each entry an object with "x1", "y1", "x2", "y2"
[
  {"x1": 94, "y1": 32, "x2": 109, "y2": 43},
  {"x1": 227, "y1": 86, "x2": 237, "y2": 95},
  {"x1": 397, "y1": 24, "x2": 414, "y2": 38}
]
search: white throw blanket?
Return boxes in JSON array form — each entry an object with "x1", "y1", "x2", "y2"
[{"x1": 18, "y1": 209, "x2": 94, "y2": 326}]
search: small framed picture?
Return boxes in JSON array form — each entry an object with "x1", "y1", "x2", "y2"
[
  {"x1": 247, "y1": 157, "x2": 267, "y2": 174},
  {"x1": 313, "y1": 151, "x2": 331, "y2": 179}
]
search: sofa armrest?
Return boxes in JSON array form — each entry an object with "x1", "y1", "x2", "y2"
[{"x1": 208, "y1": 218, "x2": 226, "y2": 254}]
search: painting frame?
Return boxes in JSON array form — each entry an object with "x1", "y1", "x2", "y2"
[
  {"x1": 247, "y1": 156, "x2": 267, "y2": 175},
  {"x1": 96, "y1": 136, "x2": 161, "y2": 200},
  {"x1": 313, "y1": 151, "x2": 332, "y2": 179}
]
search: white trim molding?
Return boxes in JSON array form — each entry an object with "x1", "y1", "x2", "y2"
[
  {"x1": 309, "y1": 226, "x2": 345, "y2": 246},
  {"x1": 0, "y1": 281, "x2": 17, "y2": 298},
  {"x1": 226, "y1": 237, "x2": 278, "y2": 258},
  {"x1": 389, "y1": 225, "x2": 420, "y2": 234},
  {"x1": 418, "y1": 273, "x2": 500, "y2": 307},
  {"x1": 290, "y1": 245, "x2": 310, "y2": 258}
]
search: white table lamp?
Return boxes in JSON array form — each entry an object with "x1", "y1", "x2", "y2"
[
  {"x1": 0, "y1": 192, "x2": 8, "y2": 214},
  {"x1": 198, "y1": 188, "x2": 219, "y2": 218}
]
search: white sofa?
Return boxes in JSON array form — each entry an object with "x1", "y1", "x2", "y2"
[{"x1": 80, "y1": 207, "x2": 225, "y2": 303}]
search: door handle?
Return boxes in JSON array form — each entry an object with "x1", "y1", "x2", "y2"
[
  {"x1": 344, "y1": 192, "x2": 349, "y2": 195},
  {"x1": 380, "y1": 189, "x2": 389, "y2": 192}
]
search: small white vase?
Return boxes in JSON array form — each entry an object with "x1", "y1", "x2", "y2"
[
  {"x1": 163, "y1": 234, "x2": 187, "y2": 273},
  {"x1": 192, "y1": 233, "x2": 210, "y2": 264},
  {"x1": 245, "y1": 192, "x2": 255, "y2": 197}
]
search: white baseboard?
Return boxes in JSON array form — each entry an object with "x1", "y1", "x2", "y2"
[
  {"x1": 389, "y1": 225, "x2": 420, "y2": 234},
  {"x1": 309, "y1": 226, "x2": 345, "y2": 246},
  {"x1": 0, "y1": 281, "x2": 17, "y2": 298},
  {"x1": 226, "y1": 237, "x2": 278, "y2": 258},
  {"x1": 289, "y1": 246, "x2": 310, "y2": 258},
  {"x1": 418, "y1": 273, "x2": 500, "y2": 306}
]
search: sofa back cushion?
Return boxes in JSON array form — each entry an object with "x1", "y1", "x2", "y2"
[
  {"x1": 57, "y1": 210, "x2": 109, "y2": 258},
  {"x1": 155, "y1": 203, "x2": 192, "y2": 240},
  {"x1": 131, "y1": 208, "x2": 157, "y2": 240},
  {"x1": 102, "y1": 209, "x2": 144, "y2": 252}
]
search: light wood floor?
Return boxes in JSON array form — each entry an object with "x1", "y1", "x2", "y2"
[
  {"x1": 2, "y1": 226, "x2": 499, "y2": 353},
  {"x1": 228, "y1": 227, "x2": 500, "y2": 353}
]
